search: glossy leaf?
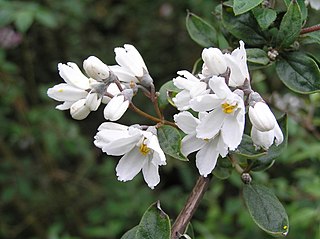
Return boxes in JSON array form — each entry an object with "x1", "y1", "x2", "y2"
[
  {"x1": 246, "y1": 48, "x2": 270, "y2": 65},
  {"x1": 276, "y1": 0, "x2": 302, "y2": 48},
  {"x1": 276, "y1": 52, "x2": 320, "y2": 94},
  {"x1": 243, "y1": 184, "x2": 289, "y2": 237},
  {"x1": 299, "y1": 31, "x2": 320, "y2": 45},
  {"x1": 158, "y1": 80, "x2": 180, "y2": 109},
  {"x1": 121, "y1": 226, "x2": 138, "y2": 239},
  {"x1": 284, "y1": 0, "x2": 307, "y2": 21},
  {"x1": 158, "y1": 125, "x2": 187, "y2": 161},
  {"x1": 186, "y1": 12, "x2": 218, "y2": 47},
  {"x1": 135, "y1": 201, "x2": 171, "y2": 239},
  {"x1": 222, "y1": 7, "x2": 266, "y2": 46},
  {"x1": 252, "y1": 7, "x2": 277, "y2": 30},
  {"x1": 233, "y1": 0, "x2": 264, "y2": 15},
  {"x1": 213, "y1": 157, "x2": 232, "y2": 180}
]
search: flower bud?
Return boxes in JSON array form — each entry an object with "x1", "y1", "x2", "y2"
[
  {"x1": 251, "y1": 127, "x2": 274, "y2": 150},
  {"x1": 70, "y1": 99, "x2": 90, "y2": 120},
  {"x1": 249, "y1": 102, "x2": 276, "y2": 132},
  {"x1": 83, "y1": 56, "x2": 110, "y2": 81},
  {"x1": 201, "y1": 47, "x2": 227, "y2": 76},
  {"x1": 103, "y1": 95, "x2": 129, "y2": 121},
  {"x1": 85, "y1": 93, "x2": 101, "y2": 111}
]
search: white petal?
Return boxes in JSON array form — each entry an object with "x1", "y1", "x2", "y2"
[
  {"x1": 181, "y1": 134, "x2": 206, "y2": 156},
  {"x1": 196, "y1": 108, "x2": 225, "y2": 139},
  {"x1": 173, "y1": 90, "x2": 192, "y2": 110},
  {"x1": 47, "y1": 83, "x2": 88, "y2": 102},
  {"x1": 190, "y1": 94, "x2": 221, "y2": 112},
  {"x1": 85, "y1": 93, "x2": 101, "y2": 111},
  {"x1": 251, "y1": 127, "x2": 274, "y2": 150},
  {"x1": 70, "y1": 99, "x2": 90, "y2": 120},
  {"x1": 174, "y1": 111, "x2": 199, "y2": 134},
  {"x1": 116, "y1": 148, "x2": 146, "y2": 182},
  {"x1": 208, "y1": 76, "x2": 231, "y2": 99},
  {"x1": 103, "y1": 133, "x2": 142, "y2": 155},
  {"x1": 83, "y1": 56, "x2": 110, "y2": 81},
  {"x1": 109, "y1": 65, "x2": 138, "y2": 83},
  {"x1": 196, "y1": 139, "x2": 219, "y2": 177},
  {"x1": 145, "y1": 135, "x2": 166, "y2": 165},
  {"x1": 103, "y1": 95, "x2": 129, "y2": 121},
  {"x1": 221, "y1": 114, "x2": 244, "y2": 150},
  {"x1": 249, "y1": 102, "x2": 276, "y2": 132},
  {"x1": 58, "y1": 63, "x2": 90, "y2": 89},
  {"x1": 56, "y1": 101, "x2": 74, "y2": 110},
  {"x1": 274, "y1": 122, "x2": 284, "y2": 146},
  {"x1": 142, "y1": 159, "x2": 160, "y2": 189},
  {"x1": 201, "y1": 47, "x2": 227, "y2": 75}
]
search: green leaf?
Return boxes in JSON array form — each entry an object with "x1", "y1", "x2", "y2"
[
  {"x1": 252, "y1": 7, "x2": 277, "y2": 30},
  {"x1": 236, "y1": 134, "x2": 267, "y2": 159},
  {"x1": 213, "y1": 157, "x2": 232, "y2": 180},
  {"x1": 222, "y1": 7, "x2": 266, "y2": 46},
  {"x1": 157, "y1": 125, "x2": 187, "y2": 161},
  {"x1": 284, "y1": 0, "x2": 307, "y2": 21},
  {"x1": 246, "y1": 48, "x2": 270, "y2": 65},
  {"x1": 135, "y1": 201, "x2": 171, "y2": 239},
  {"x1": 35, "y1": 8, "x2": 58, "y2": 28},
  {"x1": 299, "y1": 31, "x2": 320, "y2": 45},
  {"x1": 186, "y1": 12, "x2": 218, "y2": 47},
  {"x1": 276, "y1": 0, "x2": 302, "y2": 48},
  {"x1": 121, "y1": 226, "x2": 138, "y2": 239},
  {"x1": 276, "y1": 52, "x2": 320, "y2": 94},
  {"x1": 233, "y1": 0, "x2": 264, "y2": 15},
  {"x1": 251, "y1": 114, "x2": 288, "y2": 171},
  {"x1": 242, "y1": 184, "x2": 289, "y2": 237},
  {"x1": 157, "y1": 81, "x2": 180, "y2": 110},
  {"x1": 15, "y1": 10, "x2": 34, "y2": 32}
]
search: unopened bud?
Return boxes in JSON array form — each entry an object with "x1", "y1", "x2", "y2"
[
  {"x1": 249, "y1": 101, "x2": 276, "y2": 132},
  {"x1": 70, "y1": 99, "x2": 90, "y2": 120},
  {"x1": 201, "y1": 47, "x2": 227, "y2": 76},
  {"x1": 83, "y1": 56, "x2": 110, "y2": 81}
]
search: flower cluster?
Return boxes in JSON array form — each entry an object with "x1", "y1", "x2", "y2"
[
  {"x1": 172, "y1": 41, "x2": 283, "y2": 177},
  {"x1": 47, "y1": 41, "x2": 283, "y2": 188}
]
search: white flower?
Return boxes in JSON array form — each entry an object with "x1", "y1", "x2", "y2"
[
  {"x1": 94, "y1": 123, "x2": 166, "y2": 189},
  {"x1": 249, "y1": 102, "x2": 276, "y2": 132},
  {"x1": 172, "y1": 70, "x2": 209, "y2": 110},
  {"x1": 224, "y1": 40, "x2": 249, "y2": 87},
  {"x1": 190, "y1": 76, "x2": 245, "y2": 151},
  {"x1": 114, "y1": 44, "x2": 148, "y2": 78},
  {"x1": 201, "y1": 47, "x2": 227, "y2": 77},
  {"x1": 251, "y1": 122, "x2": 283, "y2": 150},
  {"x1": 83, "y1": 56, "x2": 110, "y2": 81},
  {"x1": 70, "y1": 98, "x2": 91, "y2": 120},
  {"x1": 174, "y1": 111, "x2": 228, "y2": 177},
  {"x1": 103, "y1": 95, "x2": 130, "y2": 121},
  {"x1": 306, "y1": 0, "x2": 320, "y2": 10}
]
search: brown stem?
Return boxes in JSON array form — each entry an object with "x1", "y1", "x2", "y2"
[
  {"x1": 129, "y1": 103, "x2": 177, "y2": 128},
  {"x1": 171, "y1": 175, "x2": 212, "y2": 239},
  {"x1": 300, "y1": 24, "x2": 320, "y2": 35}
]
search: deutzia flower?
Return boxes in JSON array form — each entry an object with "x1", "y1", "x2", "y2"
[
  {"x1": 172, "y1": 70, "x2": 209, "y2": 110},
  {"x1": 94, "y1": 123, "x2": 166, "y2": 189},
  {"x1": 249, "y1": 101, "x2": 276, "y2": 132},
  {"x1": 83, "y1": 56, "x2": 110, "y2": 81},
  {"x1": 201, "y1": 41, "x2": 249, "y2": 87},
  {"x1": 251, "y1": 123, "x2": 283, "y2": 150},
  {"x1": 47, "y1": 62, "x2": 102, "y2": 120},
  {"x1": 190, "y1": 76, "x2": 245, "y2": 150},
  {"x1": 174, "y1": 111, "x2": 228, "y2": 177}
]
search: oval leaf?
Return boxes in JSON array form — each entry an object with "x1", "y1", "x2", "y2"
[
  {"x1": 235, "y1": 134, "x2": 267, "y2": 159},
  {"x1": 222, "y1": 7, "x2": 266, "y2": 46},
  {"x1": 252, "y1": 7, "x2": 277, "y2": 30},
  {"x1": 121, "y1": 226, "x2": 138, "y2": 239},
  {"x1": 276, "y1": 0, "x2": 302, "y2": 48},
  {"x1": 158, "y1": 125, "x2": 187, "y2": 161},
  {"x1": 135, "y1": 201, "x2": 171, "y2": 239},
  {"x1": 246, "y1": 48, "x2": 270, "y2": 65},
  {"x1": 158, "y1": 80, "x2": 180, "y2": 109},
  {"x1": 233, "y1": 0, "x2": 264, "y2": 15},
  {"x1": 276, "y1": 52, "x2": 320, "y2": 94},
  {"x1": 186, "y1": 12, "x2": 218, "y2": 47},
  {"x1": 243, "y1": 184, "x2": 289, "y2": 237}
]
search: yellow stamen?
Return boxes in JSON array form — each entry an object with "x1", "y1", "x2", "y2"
[
  {"x1": 221, "y1": 102, "x2": 237, "y2": 114},
  {"x1": 139, "y1": 143, "x2": 150, "y2": 156},
  {"x1": 283, "y1": 225, "x2": 288, "y2": 230},
  {"x1": 58, "y1": 89, "x2": 63, "y2": 92}
]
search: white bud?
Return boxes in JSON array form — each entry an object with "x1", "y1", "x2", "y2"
[
  {"x1": 83, "y1": 56, "x2": 110, "y2": 81},
  {"x1": 70, "y1": 99, "x2": 90, "y2": 120},
  {"x1": 85, "y1": 93, "x2": 101, "y2": 111},
  {"x1": 201, "y1": 48, "x2": 227, "y2": 76},
  {"x1": 251, "y1": 127, "x2": 274, "y2": 150},
  {"x1": 249, "y1": 102, "x2": 276, "y2": 132},
  {"x1": 103, "y1": 95, "x2": 129, "y2": 121}
]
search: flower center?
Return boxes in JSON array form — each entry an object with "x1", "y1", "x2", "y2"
[
  {"x1": 139, "y1": 143, "x2": 150, "y2": 156},
  {"x1": 221, "y1": 102, "x2": 237, "y2": 114}
]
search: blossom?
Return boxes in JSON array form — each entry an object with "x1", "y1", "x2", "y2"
[
  {"x1": 251, "y1": 123, "x2": 283, "y2": 150},
  {"x1": 172, "y1": 70, "x2": 209, "y2": 110},
  {"x1": 201, "y1": 41, "x2": 249, "y2": 87},
  {"x1": 190, "y1": 76, "x2": 245, "y2": 150},
  {"x1": 103, "y1": 95, "x2": 130, "y2": 121},
  {"x1": 94, "y1": 123, "x2": 166, "y2": 189},
  {"x1": 83, "y1": 56, "x2": 110, "y2": 81},
  {"x1": 174, "y1": 111, "x2": 228, "y2": 177},
  {"x1": 249, "y1": 101, "x2": 276, "y2": 132}
]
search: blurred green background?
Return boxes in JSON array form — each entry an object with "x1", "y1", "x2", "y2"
[{"x1": 0, "y1": 0, "x2": 320, "y2": 238}]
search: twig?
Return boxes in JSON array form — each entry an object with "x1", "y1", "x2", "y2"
[
  {"x1": 171, "y1": 175, "x2": 212, "y2": 239},
  {"x1": 300, "y1": 24, "x2": 320, "y2": 35}
]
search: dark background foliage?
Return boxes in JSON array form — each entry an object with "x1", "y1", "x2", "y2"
[{"x1": 0, "y1": 0, "x2": 319, "y2": 238}]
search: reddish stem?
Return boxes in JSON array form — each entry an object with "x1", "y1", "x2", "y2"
[{"x1": 300, "y1": 24, "x2": 320, "y2": 35}]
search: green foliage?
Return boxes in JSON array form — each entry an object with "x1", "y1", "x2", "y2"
[
  {"x1": 233, "y1": 0, "x2": 264, "y2": 16},
  {"x1": 242, "y1": 184, "x2": 289, "y2": 237},
  {"x1": 157, "y1": 81, "x2": 179, "y2": 110}
]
